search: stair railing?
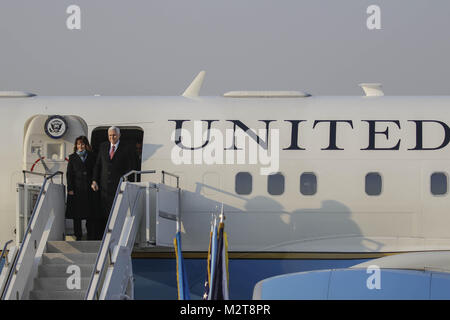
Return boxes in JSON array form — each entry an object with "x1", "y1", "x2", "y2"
[
  {"x1": 0, "y1": 240, "x2": 13, "y2": 273},
  {"x1": 0, "y1": 240, "x2": 15, "y2": 297},
  {"x1": 85, "y1": 170, "x2": 156, "y2": 300},
  {"x1": 1, "y1": 171, "x2": 64, "y2": 300}
]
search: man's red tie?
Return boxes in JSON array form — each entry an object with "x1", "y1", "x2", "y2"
[{"x1": 110, "y1": 145, "x2": 115, "y2": 159}]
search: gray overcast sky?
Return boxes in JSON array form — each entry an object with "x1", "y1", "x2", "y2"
[{"x1": 0, "y1": 0, "x2": 449, "y2": 96}]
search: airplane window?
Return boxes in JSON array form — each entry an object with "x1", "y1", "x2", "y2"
[
  {"x1": 235, "y1": 172, "x2": 252, "y2": 195},
  {"x1": 300, "y1": 173, "x2": 317, "y2": 195},
  {"x1": 365, "y1": 172, "x2": 382, "y2": 196},
  {"x1": 431, "y1": 172, "x2": 447, "y2": 195},
  {"x1": 268, "y1": 173, "x2": 285, "y2": 195}
]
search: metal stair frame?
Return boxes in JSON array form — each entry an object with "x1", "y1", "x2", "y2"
[
  {"x1": 85, "y1": 170, "x2": 156, "y2": 300},
  {"x1": 0, "y1": 241, "x2": 17, "y2": 296},
  {"x1": 29, "y1": 240, "x2": 101, "y2": 299},
  {"x1": 2, "y1": 171, "x2": 65, "y2": 300}
]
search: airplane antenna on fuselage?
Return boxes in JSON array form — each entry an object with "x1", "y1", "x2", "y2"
[
  {"x1": 359, "y1": 83, "x2": 384, "y2": 97},
  {"x1": 182, "y1": 71, "x2": 205, "y2": 97}
]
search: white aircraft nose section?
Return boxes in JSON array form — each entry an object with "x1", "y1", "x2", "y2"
[{"x1": 359, "y1": 83, "x2": 384, "y2": 97}]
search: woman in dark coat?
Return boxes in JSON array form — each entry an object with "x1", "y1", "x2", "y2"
[{"x1": 66, "y1": 136, "x2": 98, "y2": 240}]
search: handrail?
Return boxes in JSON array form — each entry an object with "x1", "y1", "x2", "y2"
[
  {"x1": 1, "y1": 171, "x2": 63, "y2": 299},
  {"x1": 85, "y1": 170, "x2": 157, "y2": 300},
  {"x1": 0, "y1": 240, "x2": 13, "y2": 269},
  {"x1": 22, "y1": 170, "x2": 64, "y2": 184},
  {"x1": 162, "y1": 170, "x2": 180, "y2": 188},
  {"x1": 0, "y1": 240, "x2": 15, "y2": 299},
  {"x1": 195, "y1": 182, "x2": 247, "y2": 200},
  {"x1": 123, "y1": 170, "x2": 156, "y2": 182}
]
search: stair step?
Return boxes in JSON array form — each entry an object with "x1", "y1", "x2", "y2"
[
  {"x1": 38, "y1": 264, "x2": 95, "y2": 278},
  {"x1": 47, "y1": 241, "x2": 101, "y2": 254},
  {"x1": 34, "y1": 277, "x2": 91, "y2": 291},
  {"x1": 29, "y1": 289, "x2": 86, "y2": 300},
  {"x1": 42, "y1": 253, "x2": 97, "y2": 265}
]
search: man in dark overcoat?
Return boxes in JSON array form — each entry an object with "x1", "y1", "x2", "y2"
[{"x1": 91, "y1": 126, "x2": 137, "y2": 239}]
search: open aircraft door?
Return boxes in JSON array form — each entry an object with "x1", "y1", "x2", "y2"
[
  {"x1": 20, "y1": 115, "x2": 88, "y2": 239},
  {"x1": 136, "y1": 180, "x2": 180, "y2": 248},
  {"x1": 23, "y1": 115, "x2": 88, "y2": 183},
  {"x1": 155, "y1": 183, "x2": 180, "y2": 247}
]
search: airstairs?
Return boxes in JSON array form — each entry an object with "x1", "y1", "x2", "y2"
[
  {"x1": 29, "y1": 241, "x2": 101, "y2": 299},
  {"x1": 0, "y1": 170, "x2": 180, "y2": 300}
]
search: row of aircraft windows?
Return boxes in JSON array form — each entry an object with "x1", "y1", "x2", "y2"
[{"x1": 235, "y1": 172, "x2": 449, "y2": 196}]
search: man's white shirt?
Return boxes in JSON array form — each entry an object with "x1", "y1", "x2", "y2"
[{"x1": 109, "y1": 140, "x2": 120, "y2": 154}]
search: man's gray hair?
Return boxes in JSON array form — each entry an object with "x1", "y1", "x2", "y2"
[{"x1": 108, "y1": 126, "x2": 121, "y2": 135}]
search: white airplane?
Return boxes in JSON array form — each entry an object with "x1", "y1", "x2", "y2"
[{"x1": 1, "y1": 72, "x2": 450, "y2": 299}]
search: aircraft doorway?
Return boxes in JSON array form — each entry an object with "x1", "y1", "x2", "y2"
[{"x1": 90, "y1": 126, "x2": 144, "y2": 180}]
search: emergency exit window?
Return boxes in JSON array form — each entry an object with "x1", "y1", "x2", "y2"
[{"x1": 431, "y1": 172, "x2": 447, "y2": 196}]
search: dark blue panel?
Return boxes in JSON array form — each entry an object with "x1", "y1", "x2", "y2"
[
  {"x1": 430, "y1": 272, "x2": 450, "y2": 300},
  {"x1": 132, "y1": 259, "x2": 177, "y2": 300},
  {"x1": 228, "y1": 259, "x2": 367, "y2": 299},
  {"x1": 132, "y1": 258, "x2": 369, "y2": 300}
]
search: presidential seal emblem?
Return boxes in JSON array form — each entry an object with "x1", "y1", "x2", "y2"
[{"x1": 44, "y1": 115, "x2": 68, "y2": 139}]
